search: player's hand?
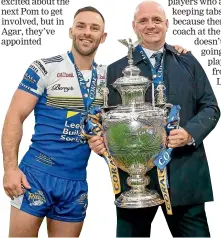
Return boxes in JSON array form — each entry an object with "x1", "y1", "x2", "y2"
[
  {"x1": 3, "y1": 167, "x2": 31, "y2": 200},
  {"x1": 173, "y1": 45, "x2": 189, "y2": 54},
  {"x1": 88, "y1": 136, "x2": 106, "y2": 155},
  {"x1": 167, "y1": 128, "x2": 192, "y2": 148}
]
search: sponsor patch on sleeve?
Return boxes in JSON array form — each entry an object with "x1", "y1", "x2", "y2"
[{"x1": 21, "y1": 68, "x2": 40, "y2": 90}]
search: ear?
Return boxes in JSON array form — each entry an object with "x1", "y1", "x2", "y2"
[
  {"x1": 166, "y1": 19, "x2": 169, "y2": 31},
  {"x1": 69, "y1": 28, "x2": 73, "y2": 39},
  {"x1": 100, "y1": 32, "x2": 107, "y2": 44},
  {"x1": 132, "y1": 20, "x2": 136, "y2": 32}
]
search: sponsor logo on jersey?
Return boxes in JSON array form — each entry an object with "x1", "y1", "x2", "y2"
[
  {"x1": 57, "y1": 72, "x2": 74, "y2": 78},
  {"x1": 51, "y1": 84, "x2": 74, "y2": 92},
  {"x1": 33, "y1": 60, "x2": 48, "y2": 76},
  {"x1": 60, "y1": 111, "x2": 81, "y2": 142},
  {"x1": 24, "y1": 73, "x2": 37, "y2": 84},
  {"x1": 29, "y1": 64, "x2": 39, "y2": 74},
  {"x1": 28, "y1": 190, "x2": 46, "y2": 206},
  {"x1": 22, "y1": 68, "x2": 40, "y2": 90}
]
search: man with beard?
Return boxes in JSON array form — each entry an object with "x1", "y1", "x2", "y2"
[
  {"x1": 89, "y1": 1, "x2": 220, "y2": 237},
  {"x1": 2, "y1": 6, "x2": 107, "y2": 237}
]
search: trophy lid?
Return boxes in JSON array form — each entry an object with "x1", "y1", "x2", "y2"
[{"x1": 113, "y1": 73, "x2": 151, "y2": 88}]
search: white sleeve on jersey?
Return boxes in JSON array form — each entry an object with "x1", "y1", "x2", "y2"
[{"x1": 18, "y1": 59, "x2": 49, "y2": 98}]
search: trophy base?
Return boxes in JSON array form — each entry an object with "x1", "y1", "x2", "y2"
[{"x1": 115, "y1": 189, "x2": 164, "y2": 208}]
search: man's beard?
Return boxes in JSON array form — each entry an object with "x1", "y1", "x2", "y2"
[{"x1": 73, "y1": 36, "x2": 101, "y2": 56}]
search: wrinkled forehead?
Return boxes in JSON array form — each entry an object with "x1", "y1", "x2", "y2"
[
  {"x1": 134, "y1": 4, "x2": 166, "y2": 20},
  {"x1": 73, "y1": 11, "x2": 104, "y2": 27}
]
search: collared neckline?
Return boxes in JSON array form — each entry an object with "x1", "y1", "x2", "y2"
[
  {"x1": 143, "y1": 47, "x2": 164, "y2": 59},
  {"x1": 132, "y1": 43, "x2": 177, "y2": 65}
]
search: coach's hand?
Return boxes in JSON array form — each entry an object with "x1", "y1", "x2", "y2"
[
  {"x1": 173, "y1": 45, "x2": 189, "y2": 54},
  {"x1": 168, "y1": 128, "x2": 192, "y2": 148}
]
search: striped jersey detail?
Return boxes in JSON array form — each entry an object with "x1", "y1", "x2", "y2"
[
  {"x1": 42, "y1": 55, "x2": 64, "y2": 64},
  {"x1": 46, "y1": 96, "x2": 103, "y2": 110}
]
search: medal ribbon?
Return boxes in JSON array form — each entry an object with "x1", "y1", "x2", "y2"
[
  {"x1": 155, "y1": 105, "x2": 181, "y2": 215},
  {"x1": 68, "y1": 51, "x2": 98, "y2": 111},
  {"x1": 137, "y1": 45, "x2": 165, "y2": 90}
]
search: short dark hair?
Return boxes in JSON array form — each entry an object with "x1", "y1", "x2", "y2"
[{"x1": 74, "y1": 6, "x2": 105, "y2": 23}]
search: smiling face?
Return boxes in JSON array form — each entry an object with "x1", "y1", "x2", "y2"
[
  {"x1": 133, "y1": 1, "x2": 168, "y2": 50},
  {"x1": 69, "y1": 11, "x2": 107, "y2": 56}
]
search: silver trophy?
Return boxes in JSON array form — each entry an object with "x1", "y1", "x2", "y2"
[{"x1": 101, "y1": 39, "x2": 173, "y2": 208}]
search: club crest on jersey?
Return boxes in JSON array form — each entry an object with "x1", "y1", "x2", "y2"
[
  {"x1": 97, "y1": 64, "x2": 106, "y2": 81},
  {"x1": 28, "y1": 190, "x2": 46, "y2": 206},
  {"x1": 98, "y1": 74, "x2": 105, "y2": 79},
  {"x1": 96, "y1": 64, "x2": 107, "y2": 95}
]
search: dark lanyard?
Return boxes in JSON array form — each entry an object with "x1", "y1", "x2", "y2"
[{"x1": 137, "y1": 45, "x2": 164, "y2": 88}]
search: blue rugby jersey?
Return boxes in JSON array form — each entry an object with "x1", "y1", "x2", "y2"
[{"x1": 18, "y1": 52, "x2": 106, "y2": 180}]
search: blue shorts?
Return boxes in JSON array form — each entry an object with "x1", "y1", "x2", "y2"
[{"x1": 11, "y1": 163, "x2": 88, "y2": 222}]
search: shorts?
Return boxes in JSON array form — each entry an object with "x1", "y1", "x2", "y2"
[{"x1": 11, "y1": 163, "x2": 88, "y2": 222}]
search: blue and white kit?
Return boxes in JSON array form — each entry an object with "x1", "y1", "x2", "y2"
[{"x1": 11, "y1": 51, "x2": 106, "y2": 222}]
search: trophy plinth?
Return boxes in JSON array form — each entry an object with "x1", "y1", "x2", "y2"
[
  {"x1": 115, "y1": 189, "x2": 164, "y2": 208},
  {"x1": 115, "y1": 164, "x2": 164, "y2": 208}
]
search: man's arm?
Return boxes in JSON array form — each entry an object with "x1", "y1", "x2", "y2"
[
  {"x1": 168, "y1": 53, "x2": 220, "y2": 148},
  {"x1": 2, "y1": 90, "x2": 38, "y2": 199},
  {"x1": 182, "y1": 54, "x2": 220, "y2": 148}
]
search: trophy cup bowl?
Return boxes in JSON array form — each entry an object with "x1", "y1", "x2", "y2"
[{"x1": 103, "y1": 103, "x2": 167, "y2": 208}]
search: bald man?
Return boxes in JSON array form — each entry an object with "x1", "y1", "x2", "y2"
[{"x1": 89, "y1": 1, "x2": 220, "y2": 237}]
